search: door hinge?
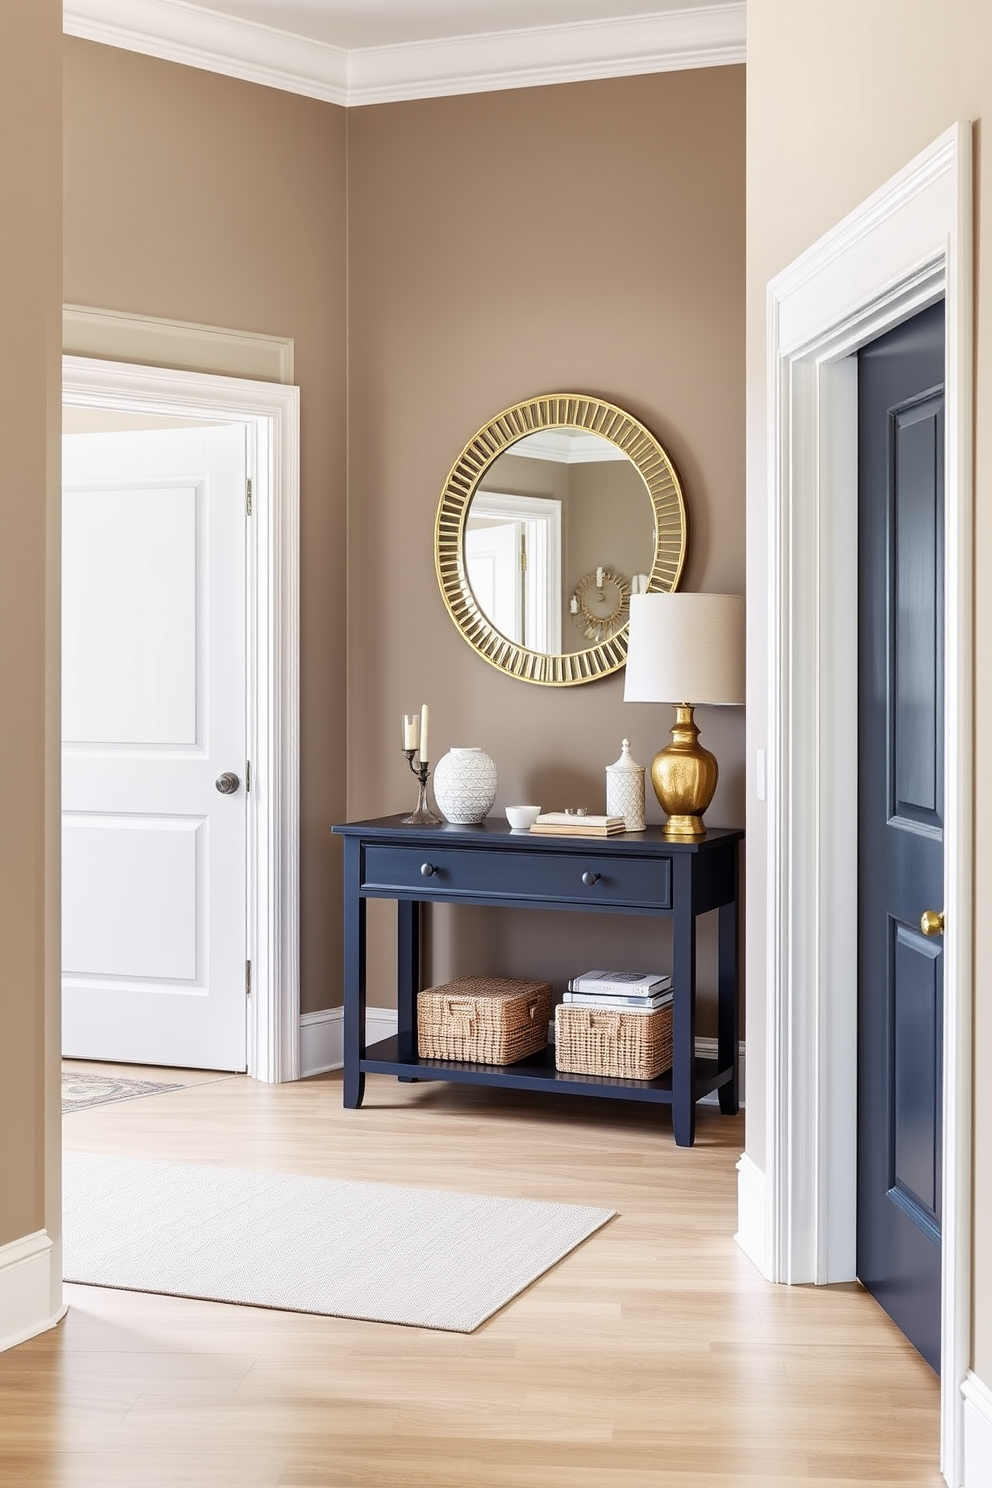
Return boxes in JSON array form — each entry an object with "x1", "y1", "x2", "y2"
[
  {"x1": 245, "y1": 960, "x2": 252, "y2": 997},
  {"x1": 246, "y1": 759, "x2": 251, "y2": 793},
  {"x1": 246, "y1": 477, "x2": 253, "y2": 516},
  {"x1": 520, "y1": 541, "x2": 528, "y2": 572}
]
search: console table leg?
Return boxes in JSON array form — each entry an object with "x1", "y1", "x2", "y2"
[
  {"x1": 671, "y1": 860, "x2": 697, "y2": 1147},
  {"x1": 396, "y1": 899, "x2": 422, "y2": 1081},
  {"x1": 717, "y1": 890, "x2": 740, "y2": 1116},
  {"x1": 342, "y1": 839, "x2": 366, "y2": 1109}
]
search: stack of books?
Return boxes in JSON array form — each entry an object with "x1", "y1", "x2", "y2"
[
  {"x1": 529, "y1": 813, "x2": 626, "y2": 837},
  {"x1": 562, "y1": 969, "x2": 673, "y2": 1011}
]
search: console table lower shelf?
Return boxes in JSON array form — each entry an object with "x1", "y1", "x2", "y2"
[{"x1": 362, "y1": 1033, "x2": 734, "y2": 1107}]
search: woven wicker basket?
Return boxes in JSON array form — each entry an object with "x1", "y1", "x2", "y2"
[
  {"x1": 554, "y1": 1002, "x2": 674, "y2": 1080},
  {"x1": 418, "y1": 976, "x2": 553, "y2": 1065}
]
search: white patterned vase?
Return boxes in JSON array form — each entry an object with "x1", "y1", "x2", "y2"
[{"x1": 433, "y1": 747, "x2": 498, "y2": 824}]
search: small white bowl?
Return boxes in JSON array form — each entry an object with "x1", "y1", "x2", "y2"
[{"x1": 505, "y1": 804, "x2": 541, "y2": 830}]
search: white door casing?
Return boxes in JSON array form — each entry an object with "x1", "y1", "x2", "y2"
[
  {"x1": 63, "y1": 425, "x2": 249, "y2": 1070},
  {"x1": 62, "y1": 356, "x2": 301, "y2": 1083},
  {"x1": 752, "y1": 124, "x2": 973, "y2": 1483}
]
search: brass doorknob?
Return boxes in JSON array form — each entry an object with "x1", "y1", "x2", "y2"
[{"x1": 920, "y1": 909, "x2": 945, "y2": 937}]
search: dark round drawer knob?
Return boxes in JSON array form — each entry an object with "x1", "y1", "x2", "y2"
[
  {"x1": 581, "y1": 871, "x2": 600, "y2": 887},
  {"x1": 420, "y1": 862, "x2": 437, "y2": 878}
]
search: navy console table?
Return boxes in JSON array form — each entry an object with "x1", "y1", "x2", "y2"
[{"x1": 331, "y1": 816, "x2": 743, "y2": 1146}]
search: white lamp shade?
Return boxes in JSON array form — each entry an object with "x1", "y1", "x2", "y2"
[{"x1": 623, "y1": 593, "x2": 745, "y2": 705}]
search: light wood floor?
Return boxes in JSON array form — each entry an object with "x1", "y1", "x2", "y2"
[{"x1": 1, "y1": 1065, "x2": 942, "y2": 1485}]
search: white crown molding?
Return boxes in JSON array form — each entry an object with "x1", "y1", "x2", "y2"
[
  {"x1": 506, "y1": 430, "x2": 629, "y2": 464},
  {"x1": 64, "y1": 0, "x2": 349, "y2": 104},
  {"x1": 63, "y1": 0, "x2": 745, "y2": 107}
]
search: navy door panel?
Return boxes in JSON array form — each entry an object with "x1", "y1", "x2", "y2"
[{"x1": 857, "y1": 300, "x2": 944, "y2": 1373}]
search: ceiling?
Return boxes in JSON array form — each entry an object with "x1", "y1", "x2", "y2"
[
  {"x1": 64, "y1": 0, "x2": 746, "y2": 106},
  {"x1": 171, "y1": 0, "x2": 729, "y2": 52}
]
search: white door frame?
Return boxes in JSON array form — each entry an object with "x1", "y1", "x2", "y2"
[
  {"x1": 62, "y1": 356, "x2": 301, "y2": 1083},
  {"x1": 758, "y1": 123, "x2": 973, "y2": 1483}
]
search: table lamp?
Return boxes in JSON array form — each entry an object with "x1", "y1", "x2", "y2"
[{"x1": 623, "y1": 593, "x2": 745, "y2": 837}]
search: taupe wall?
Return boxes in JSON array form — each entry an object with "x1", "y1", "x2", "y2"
[
  {"x1": 0, "y1": 2, "x2": 62, "y2": 1259},
  {"x1": 346, "y1": 70, "x2": 745, "y2": 1022},
  {"x1": 63, "y1": 38, "x2": 348, "y2": 1016},
  {"x1": 746, "y1": 0, "x2": 991, "y2": 1379}
]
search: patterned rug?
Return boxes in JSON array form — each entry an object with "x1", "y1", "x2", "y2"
[{"x1": 62, "y1": 1072, "x2": 187, "y2": 1113}]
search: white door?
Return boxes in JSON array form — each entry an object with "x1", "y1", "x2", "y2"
[
  {"x1": 62, "y1": 425, "x2": 248, "y2": 1070},
  {"x1": 465, "y1": 521, "x2": 522, "y2": 642}
]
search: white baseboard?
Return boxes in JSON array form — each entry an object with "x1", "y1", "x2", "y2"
[
  {"x1": 0, "y1": 1230, "x2": 66, "y2": 1355},
  {"x1": 734, "y1": 1152, "x2": 767, "y2": 1277},
  {"x1": 301, "y1": 1008, "x2": 746, "y2": 1105},
  {"x1": 963, "y1": 1371, "x2": 992, "y2": 1487},
  {"x1": 299, "y1": 1006, "x2": 397, "y2": 1078}
]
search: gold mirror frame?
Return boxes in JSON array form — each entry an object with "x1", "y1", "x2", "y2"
[{"x1": 435, "y1": 394, "x2": 688, "y2": 685}]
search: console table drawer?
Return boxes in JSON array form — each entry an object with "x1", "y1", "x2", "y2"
[{"x1": 362, "y1": 844, "x2": 671, "y2": 910}]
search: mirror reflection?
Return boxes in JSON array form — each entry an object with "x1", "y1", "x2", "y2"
[{"x1": 464, "y1": 429, "x2": 656, "y2": 654}]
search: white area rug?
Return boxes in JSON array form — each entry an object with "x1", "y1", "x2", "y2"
[{"x1": 63, "y1": 1152, "x2": 614, "y2": 1332}]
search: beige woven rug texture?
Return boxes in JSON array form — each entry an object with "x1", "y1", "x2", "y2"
[{"x1": 63, "y1": 1152, "x2": 614, "y2": 1332}]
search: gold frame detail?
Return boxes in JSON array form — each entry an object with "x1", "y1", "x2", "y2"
[{"x1": 435, "y1": 394, "x2": 687, "y2": 686}]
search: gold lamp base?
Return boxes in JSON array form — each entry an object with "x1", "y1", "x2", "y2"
[{"x1": 650, "y1": 703, "x2": 718, "y2": 838}]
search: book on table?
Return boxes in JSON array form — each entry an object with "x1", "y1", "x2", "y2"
[
  {"x1": 567, "y1": 969, "x2": 672, "y2": 996},
  {"x1": 529, "y1": 813, "x2": 626, "y2": 837}
]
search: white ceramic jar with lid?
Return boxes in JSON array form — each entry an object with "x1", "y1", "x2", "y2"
[{"x1": 605, "y1": 738, "x2": 646, "y2": 831}]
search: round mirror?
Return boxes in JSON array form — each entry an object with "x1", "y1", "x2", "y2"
[{"x1": 435, "y1": 395, "x2": 687, "y2": 685}]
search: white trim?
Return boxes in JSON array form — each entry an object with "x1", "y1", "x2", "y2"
[
  {"x1": 63, "y1": 0, "x2": 349, "y2": 105},
  {"x1": 505, "y1": 430, "x2": 629, "y2": 464},
  {"x1": 300, "y1": 1006, "x2": 397, "y2": 1078},
  {"x1": 963, "y1": 1372, "x2": 992, "y2": 1488},
  {"x1": 0, "y1": 1230, "x2": 67, "y2": 1355},
  {"x1": 734, "y1": 1153, "x2": 765, "y2": 1275},
  {"x1": 63, "y1": 305, "x2": 294, "y2": 385},
  {"x1": 62, "y1": 356, "x2": 301, "y2": 1084},
  {"x1": 761, "y1": 123, "x2": 973, "y2": 1486},
  {"x1": 63, "y1": 0, "x2": 745, "y2": 105}
]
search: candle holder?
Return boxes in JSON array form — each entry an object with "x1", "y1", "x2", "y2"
[{"x1": 402, "y1": 750, "x2": 442, "y2": 825}]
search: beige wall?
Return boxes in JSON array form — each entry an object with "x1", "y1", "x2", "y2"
[
  {"x1": 0, "y1": 2, "x2": 62, "y2": 1260},
  {"x1": 63, "y1": 38, "x2": 348, "y2": 1016},
  {"x1": 746, "y1": 0, "x2": 991, "y2": 1379},
  {"x1": 346, "y1": 69, "x2": 745, "y2": 1023}
]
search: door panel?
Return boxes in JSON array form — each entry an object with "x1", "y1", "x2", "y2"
[
  {"x1": 62, "y1": 425, "x2": 247, "y2": 1071},
  {"x1": 62, "y1": 483, "x2": 199, "y2": 745},
  {"x1": 857, "y1": 300, "x2": 944, "y2": 1373}
]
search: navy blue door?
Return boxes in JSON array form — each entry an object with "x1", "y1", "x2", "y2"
[{"x1": 857, "y1": 301, "x2": 944, "y2": 1373}]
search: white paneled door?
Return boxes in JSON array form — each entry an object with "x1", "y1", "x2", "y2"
[{"x1": 62, "y1": 425, "x2": 248, "y2": 1070}]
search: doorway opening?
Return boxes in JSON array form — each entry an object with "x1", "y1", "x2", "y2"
[{"x1": 62, "y1": 357, "x2": 301, "y2": 1083}]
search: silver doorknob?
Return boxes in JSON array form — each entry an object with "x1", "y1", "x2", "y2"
[
  {"x1": 215, "y1": 772, "x2": 240, "y2": 795},
  {"x1": 920, "y1": 909, "x2": 944, "y2": 937}
]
